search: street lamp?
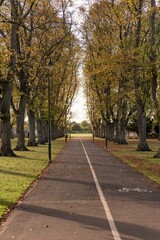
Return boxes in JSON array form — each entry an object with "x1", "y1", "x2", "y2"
[
  {"x1": 104, "y1": 89, "x2": 108, "y2": 149},
  {"x1": 92, "y1": 126, "x2": 95, "y2": 141},
  {"x1": 69, "y1": 111, "x2": 72, "y2": 140},
  {"x1": 47, "y1": 60, "x2": 54, "y2": 163},
  {"x1": 92, "y1": 99, "x2": 95, "y2": 142},
  {"x1": 64, "y1": 100, "x2": 68, "y2": 143}
]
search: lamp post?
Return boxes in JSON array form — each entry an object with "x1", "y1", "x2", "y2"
[
  {"x1": 92, "y1": 100, "x2": 95, "y2": 142},
  {"x1": 92, "y1": 126, "x2": 95, "y2": 141},
  {"x1": 69, "y1": 111, "x2": 72, "y2": 140},
  {"x1": 64, "y1": 100, "x2": 68, "y2": 143},
  {"x1": 47, "y1": 60, "x2": 53, "y2": 163},
  {"x1": 104, "y1": 90, "x2": 108, "y2": 149}
]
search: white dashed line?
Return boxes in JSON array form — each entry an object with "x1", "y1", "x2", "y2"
[{"x1": 80, "y1": 139, "x2": 121, "y2": 240}]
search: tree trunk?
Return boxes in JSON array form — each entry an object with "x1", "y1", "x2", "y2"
[
  {"x1": 52, "y1": 124, "x2": 58, "y2": 140},
  {"x1": 119, "y1": 124, "x2": 128, "y2": 145},
  {"x1": 14, "y1": 95, "x2": 28, "y2": 151},
  {"x1": 37, "y1": 119, "x2": 46, "y2": 144},
  {"x1": 114, "y1": 119, "x2": 121, "y2": 143},
  {"x1": 107, "y1": 123, "x2": 114, "y2": 141},
  {"x1": 154, "y1": 148, "x2": 160, "y2": 158},
  {"x1": 27, "y1": 108, "x2": 37, "y2": 146},
  {"x1": 1, "y1": 119, "x2": 15, "y2": 156},
  {"x1": 136, "y1": 111, "x2": 151, "y2": 151},
  {"x1": 0, "y1": 83, "x2": 16, "y2": 156},
  {"x1": 58, "y1": 127, "x2": 64, "y2": 138},
  {"x1": 119, "y1": 98, "x2": 128, "y2": 144},
  {"x1": 150, "y1": 0, "x2": 160, "y2": 157},
  {"x1": 102, "y1": 123, "x2": 106, "y2": 138},
  {"x1": 99, "y1": 123, "x2": 103, "y2": 138},
  {"x1": 44, "y1": 121, "x2": 48, "y2": 143},
  {"x1": 0, "y1": 0, "x2": 18, "y2": 156},
  {"x1": 133, "y1": 0, "x2": 151, "y2": 151}
]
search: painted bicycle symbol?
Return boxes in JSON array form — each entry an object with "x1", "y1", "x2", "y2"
[{"x1": 119, "y1": 187, "x2": 148, "y2": 193}]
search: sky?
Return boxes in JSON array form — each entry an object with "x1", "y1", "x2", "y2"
[
  {"x1": 69, "y1": 0, "x2": 89, "y2": 123},
  {"x1": 70, "y1": 85, "x2": 88, "y2": 123}
]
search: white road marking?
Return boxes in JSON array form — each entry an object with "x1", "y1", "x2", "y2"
[
  {"x1": 119, "y1": 187, "x2": 148, "y2": 193},
  {"x1": 80, "y1": 139, "x2": 121, "y2": 240}
]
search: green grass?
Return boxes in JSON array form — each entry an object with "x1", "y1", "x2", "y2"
[
  {"x1": 96, "y1": 138, "x2": 160, "y2": 185},
  {"x1": 71, "y1": 133, "x2": 92, "y2": 138},
  {"x1": 0, "y1": 138, "x2": 65, "y2": 219},
  {"x1": 1, "y1": 136, "x2": 159, "y2": 221}
]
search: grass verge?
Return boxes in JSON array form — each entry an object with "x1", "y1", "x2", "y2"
[
  {"x1": 0, "y1": 138, "x2": 65, "y2": 220},
  {"x1": 95, "y1": 138, "x2": 160, "y2": 185},
  {"x1": 71, "y1": 133, "x2": 92, "y2": 138}
]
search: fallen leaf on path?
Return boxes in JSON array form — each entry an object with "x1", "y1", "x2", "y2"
[{"x1": 44, "y1": 225, "x2": 49, "y2": 228}]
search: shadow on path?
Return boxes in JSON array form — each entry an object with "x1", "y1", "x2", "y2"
[{"x1": 17, "y1": 203, "x2": 160, "y2": 240}]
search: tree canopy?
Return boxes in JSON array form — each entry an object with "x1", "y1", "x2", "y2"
[
  {"x1": 0, "y1": 0, "x2": 80, "y2": 155},
  {"x1": 82, "y1": 0, "x2": 160, "y2": 156}
]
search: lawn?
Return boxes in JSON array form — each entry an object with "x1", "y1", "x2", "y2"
[
  {"x1": 0, "y1": 138, "x2": 65, "y2": 220},
  {"x1": 96, "y1": 138, "x2": 160, "y2": 185},
  {"x1": 71, "y1": 133, "x2": 92, "y2": 138},
  {"x1": 0, "y1": 136, "x2": 159, "y2": 222}
]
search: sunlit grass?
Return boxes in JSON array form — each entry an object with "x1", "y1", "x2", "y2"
[
  {"x1": 95, "y1": 138, "x2": 160, "y2": 185},
  {"x1": 0, "y1": 138, "x2": 65, "y2": 219},
  {"x1": 71, "y1": 133, "x2": 92, "y2": 138}
]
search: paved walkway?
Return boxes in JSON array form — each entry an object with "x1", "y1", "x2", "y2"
[{"x1": 0, "y1": 138, "x2": 160, "y2": 240}]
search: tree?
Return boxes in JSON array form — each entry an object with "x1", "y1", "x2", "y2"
[
  {"x1": 0, "y1": 0, "x2": 79, "y2": 154},
  {"x1": 129, "y1": 0, "x2": 151, "y2": 151},
  {"x1": 71, "y1": 122, "x2": 82, "y2": 132},
  {"x1": 24, "y1": 0, "x2": 79, "y2": 145},
  {"x1": 9, "y1": 0, "x2": 78, "y2": 149},
  {"x1": 80, "y1": 121, "x2": 92, "y2": 133},
  {"x1": 82, "y1": 1, "x2": 134, "y2": 143},
  {"x1": 149, "y1": 0, "x2": 160, "y2": 157},
  {"x1": 82, "y1": 0, "x2": 154, "y2": 151},
  {"x1": 0, "y1": 0, "x2": 18, "y2": 156}
]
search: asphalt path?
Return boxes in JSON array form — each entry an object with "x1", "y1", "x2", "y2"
[{"x1": 0, "y1": 138, "x2": 159, "y2": 240}]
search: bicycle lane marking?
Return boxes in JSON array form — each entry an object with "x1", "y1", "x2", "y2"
[{"x1": 80, "y1": 139, "x2": 121, "y2": 240}]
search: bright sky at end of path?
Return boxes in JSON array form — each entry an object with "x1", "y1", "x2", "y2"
[
  {"x1": 70, "y1": 0, "x2": 88, "y2": 123},
  {"x1": 70, "y1": 86, "x2": 88, "y2": 123}
]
